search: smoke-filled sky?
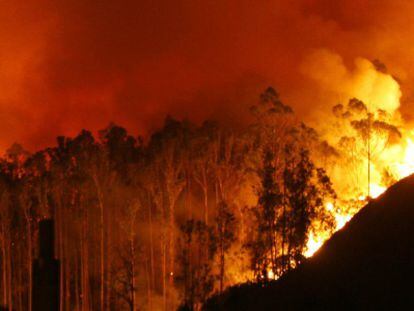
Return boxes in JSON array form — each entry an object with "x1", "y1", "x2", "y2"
[{"x1": 2, "y1": 0, "x2": 414, "y2": 150}]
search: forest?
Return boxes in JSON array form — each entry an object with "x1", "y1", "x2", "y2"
[{"x1": 0, "y1": 87, "x2": 403, "y2": 310}]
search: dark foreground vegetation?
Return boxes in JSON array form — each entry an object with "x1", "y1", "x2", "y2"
[{"x1": 204, "y1": 174, "x2": 414, "y2": 310}]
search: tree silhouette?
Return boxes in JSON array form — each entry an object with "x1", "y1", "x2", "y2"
[{"x1": 215, "y1": 201, "x2": 236, "y2": 293}]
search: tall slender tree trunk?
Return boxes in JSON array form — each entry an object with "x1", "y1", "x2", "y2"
[
  {"x1": 92, "y1": 175, "x2": 106, "y2": 311},
  {"x1": 183, "y1": 241, "x2": 188, "y2": 307},
  {"x1": 158, "y1": 188, "x2": 167, "y2": 311},
  {"x1": 168, "y1": 199, "x2": 175, "y2": 309},
  {"x1": 17, "y1": 247, "x2": 22, "y2": 311},
  {"x1": 281, "y1": 202, "x2": 287, "y2": 274},
  {"x1": 80, "y1": 222, "x2": 84, "y2": 311},
  {"x1": 287, "y1": 237, "x2": 292, "y2": 271},
  {"x1": 57, "y1": 200, "x2": 64, "y2": 311},
  {"x1": 26, "y1": 215, "x2": 32, "y2": 311},
  {"x1": 188, "y1": 234, "x2": 193, "y2": 309},
  {"x1": 74, "y1": 251, "x2": 80, "y2": 311},
  {"x1": 201, "y1": 169, "x2": 208, "y2": 225},
  {"x1": 95, "y1": 181, "x2": 105, "y2": 311},
  {"x1": 148, "y1": 196, "x2": 154, "y2": 311},
  {"x1": 215, "y1": 181, "x2": 219, "y2": 210},
  {"x1": 7, "y1": 237, "x2": 12, "y2": 311},
  {"x1": 145, "y1": 259, "x2": 152, "y2": 311},
  {"x1": 219, "y1": 240, "x2": 224, "y2": 294},
  {"x1": 65, "y1": 212, "x2": 71, "y2": 311},
  {"x1": 80, "y1": 202, "x2": 90, "y2": 311},
  {"x1": 2, "y1": 226, "x2": 8, "y2": 309},
  {"x1": 105, "y1": 208, "x2": 111, "y2": 311},
  {"x1": 203, "y1": 186, "x2": 208, "y2": 224},
  {"x1": 130, "y1": 231, "x2": 136, "y2": 311},
  {"x1": 161, "y1": 238, "x2": 166, "y2": 311},
  {"x1": 194, "y1": 168, "x2": 208, "y2": 224}
]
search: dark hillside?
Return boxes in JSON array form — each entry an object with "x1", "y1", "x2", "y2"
[{"x1": 204, "y1": 175, "x2": 414, "y2": 310}]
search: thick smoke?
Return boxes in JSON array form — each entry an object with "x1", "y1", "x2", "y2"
[
  {"x1": 301, "y1": 49, "x2": 402, "y2": 113},
  {"x1": 1, "y1": 0, "x2": 414, "y2": 150}
]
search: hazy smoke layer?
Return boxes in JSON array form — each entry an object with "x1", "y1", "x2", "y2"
[{"x1": 1, "y1": 0, "x2": 414, "y2": 150}]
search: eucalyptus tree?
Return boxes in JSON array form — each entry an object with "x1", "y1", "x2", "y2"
[{"x1": 332, "y1": 98, "x2": 401, "y2": 197}]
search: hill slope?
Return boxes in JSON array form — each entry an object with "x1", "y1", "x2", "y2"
[{"x1": 204, "y1": 175, "x2": 414, "y2": 310}]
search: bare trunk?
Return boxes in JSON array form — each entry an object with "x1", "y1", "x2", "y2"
[
  {"x1": 157, "y1": 191, "x2": 167, "y2": 311},
  {"x1": 215, "y1": 181, "x2": 219, "y2": 208},
  {"x1": 148, "y1": 197, "x2": 154, "y2": 311},
  {"x1": 194, "y1": 168, "x2": 208, "y2": 224},
  {"x1": 161, "y1": 237, "x2": 166, "y2": 311},
  {"x1": 57, "y1": 201, "x2": 64, "y2": 311},
  {"x1": 203, "y1": 186, "x2": 208, "y2": 225},
  {"x1": 7, "y1": 237, "x2": 12, "y2": 311},
  {"x1": 218, "y1": 176, "x2": 224, "y2": 203},
  {"x1": 80, "y1": 223, "x2": 84, "y2": 311},
  {"x1": 74, "y1": 251, "x2": 80, "y2": 311},
  {"x1": 105, "y1": 209, "x2": 111, "y2": 311},
  {"x1": 168, "y1": 199, "x2": 175, "y2": 309},
  {"x1": 145, "y1": 259, "x2": 152, "y2": 311},
  {"x1": 2, "y1": 227, "x2": 7, "y2": 308},
  {"x1": 219, "y1": 241, "x2": 224, "y2": 294},
  {"x1": 271, "y1": 226, "x2": 277, "y2": 278},
  {"x1": 14, "y1": 250, "x2": 24, "y2": 310},
  {"x1": 26, "y1": 216, "x2": 32, "y2": 311},
  {"x1": 17, "y1": 249, "x2": 22, "y2": 311},
  {"x1": 188, "y1": 240, "x2": 193, "y2": 308},
  {"x1": 130, "y1": 233, "x2": 136, "y2": 311},
  {"x1": 80, "y1": 203, "x2": 90, "y2": 311},
  {"x1": 203, "y1": 170, "x2": 208, "y2": 225},
  {"x1": 281, "y1": 202, "x2": 287, "y2": 274},
  {"x1": 65, "y1": 214, "x2": 71, "y2": 311},
  {"x1": 185, "y1": 172, "x2": 191, "y2": 220},
  {"x1": 96, "y1": 180, "x2": 105, "y2": 311},
  {"x1": 84, "y1": 221, "x2": 90, "y2": 311}
]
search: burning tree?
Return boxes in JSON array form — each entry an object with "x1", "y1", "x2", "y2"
[
  {"x1": 332, "y1": 98, "x2": 401, "y2": 198},
  {"x1": 283, "y1": 146, "x2": 335, "y2": 268},
  {"x1": 249, "y1": 147, "x2": 282, "y2": 280},
  {"x1": 247, "y1": 88, "x2": 336, "y2": 281},
  {"x1": 2, "y1": 87, "x2": 407, "y2": 311}
]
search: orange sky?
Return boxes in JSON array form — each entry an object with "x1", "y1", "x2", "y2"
[{"x1": 2, "y1": 0, "x2": 414, "y2": 150}]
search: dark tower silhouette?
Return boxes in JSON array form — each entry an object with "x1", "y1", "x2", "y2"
[{"x1": 32, "y1": 219, "x2": 60, "y2": 311}]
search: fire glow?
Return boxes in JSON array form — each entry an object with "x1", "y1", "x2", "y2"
[
  {"x1": 297, "y1": 54, "x2": 414, "y2": 259},
  {"x1": 304, "y1": 130, "x2": 414, "y2": 258}
]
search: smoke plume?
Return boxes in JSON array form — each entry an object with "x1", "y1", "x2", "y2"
[{"x1": 1, "y1": 0, "x2": 414, "y2": 150}]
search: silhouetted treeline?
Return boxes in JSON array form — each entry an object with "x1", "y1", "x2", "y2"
[{"x1": 0, "y1": 88, "x2": 338, "y2": 310}]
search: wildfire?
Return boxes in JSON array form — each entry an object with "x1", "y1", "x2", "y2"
[
  {"x1": 304, "y1": 201, "x2": 352, "y2": 257},
  {"x1": 304, "y1": 231, "x2": 324, "y2": 257},
  {"x1": 395, "y1": 138, "x2": 414, "y2": 178},
  {"x1": 370, "y1": 184, "x2": 386, "y2": 199},
  {"x1": 304, "y1": 131, "x2": 414, "y2": 258}
]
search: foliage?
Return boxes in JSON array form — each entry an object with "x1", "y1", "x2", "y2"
[{"x1": 0, "y1": 87, "x2": 341, "y2": 310}]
